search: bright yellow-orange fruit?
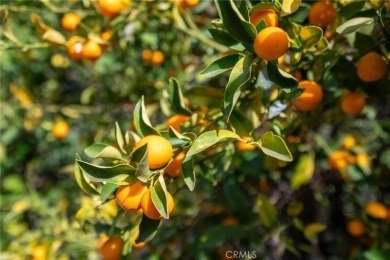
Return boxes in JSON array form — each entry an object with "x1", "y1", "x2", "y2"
[
  {"x1": 67, "y1": 36, "x2": 84, "y2": 60},
  {"x1": 99, "y1": 236, "x2": 124, "y2": 260},
  {"x1": 356, "y1": 52, "x2": 388, "y2": 82},
  {"x1": 365, "y1": 202, "x2": 388, "y2": 219},
  {"x1": 183, "y1": 0, "x2": 199, "y2": 8},
  {"x1": 292, "y1": 81, "x2": 323, "y2": 111},
  {"x1": 81, "y1": 40, "x2": 103, "y2": 61},
  {"x1": 32, "y1": 245, "x2": 47, "y2": 260},
  {"x1": 166, "y1": 114, "x2": 190, "y2": 132},
  {"x1": 150, "y1": 51, "x2": 164, "y2": 66},
  {"x1": 135, "y1": 135, "x2": 173, "y2": 169},
  {"x1": 165, "y1": 151, "x2": 186, "y2": 177},
  {"x1": 249, "y1": 9, "x2": 278, "y2": 27},
  {"x1": 328, "y1": 150, "x2": 348, "y2": 170},
  {"x1": 61, "y1": 13, "x2": 81, "y2": 32},
  {"x1": 116, "y1": 181, "x2": 147, "y2": 211},
  {"x1": 341, "y1": 92, "x2": 365, "y2": 116},
  {"x1": 254, "y1": 27, "x2": 288, "y2": 61},
  {"x1": 131, "y1": 229, "x2": 147, "y2": 248},
  {"x1": 98, "y1": 0, "x2": 130, "y2": 18},
  {"x1": 141, "y1": 189, "x2": 174, "y2": 220},
  {"x1": 237, "y1": 136, "x2": 257, "y2": 151},
  {"x1": 52, "y1": 121, "x2": 69, "y2": 139},
  {"x1": 342, "y1": 136, "x2": 357, "y2": 150},
  {"x1": 142, "y1": 49, "x2": 153, "y2": 62},
  {"x1": 357, "y1": 152, "x2": 370, "y2": 168},
  {"x1": 100, "y1": 30, "x2": 112, "y2": 41},
  {"x1": 308, "y1": 1, "x2": 336, "y2": 28},
  {"x1": 347, "y1": 219, "x2": 365, "y2": 237}
]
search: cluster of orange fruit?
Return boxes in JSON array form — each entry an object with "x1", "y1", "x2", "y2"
[
  {"x1": 327, "y1": 136, "x2": 371, "y2": 175},
  {"x1": 142, "y1": 49, "x2": 165, "y2": 66},
  {"x1": 347, "y1": 202, "x2": 390, "y2": 237}
]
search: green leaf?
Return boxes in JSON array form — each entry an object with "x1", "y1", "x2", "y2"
[
  {"x1": 229, "y1": 109, "x2": 254, "y2": 136},
  {"x1": 42, "y1": 29, "x2": 67, "y2": 45},
  {"x1": 187, "y1": 130, "x2": 240, "y2": 157},
  {"x1": 256, "y1": 131, "x2": 293, "y2": 162},
  {"x1": 303, "y1": 223, "x2": 326, "y2": 239},
  {"x1": 364, "y1": 250, "x2": 390, "y2": 260},
  {"x1": 258, "y1": 194, "x2": 277, "y2": 229},
  {"x1": 74, "y1": 156, "x2": 99, "y2": 196},
  {"x1": 208, "y1": 28, "x2": 246, "y2": 51},
  {"x1": 223, "y1": 54, "x2": 257, "y2": 120},
  {"x1": 281, "y1": 0, "x2": 302, "y2": 17},
  {"x1": 124, "y1": 130, "x2": 139, "y2": 153},
  {"x1": 169, "y1": 78, "x2": 192, "y2": 116},
  {"x1": 268, "y1": 100, "x2": 287, "y2": 119},
  {"x1": 214, "y1": 0, "x2": 257, "y2": 43},
  {"x1": 136, "y1": 215, "x2": 161, "y2": 243},
  {"x1": 255, "y1": 20, "x2": 267, "y2": 34},
  {"x1": 84, "y1": 144, "x2": 123, "y2": 160},
  {"x1": 200, "y1": 225, "x2": 242, "y2": 248},
  {"x1": 291, "y1": 153, "x2": 315, "y2": 189},
  {"x1": 267, "y1": 61, "x2": 298, "y2": 92},
  {"x1": 151, "y1": 175, "x2": 168, "y2": 219},
  {"x1": 185, "y1": 87, "x2": 224, "y2": 109},
  {"x1": 300, "y1": 26, "x2": 323, "y2": 49},
  {"x1": 115, "y1": 122, "x2": 126, "y2": 154},
  {"x1": 134, "y1": 96, "x2": 160, "y2": 137},
  {"x1": 287, "y1": 201, "x2": 304, "y2": 217},
  {"x1": 285, "y1": 87, "x2": 304, "y2": 101},
  {"x1": 76, "y1": 160, "x2": 137, "y2": 185},
  {"x1": 168, "y1": 126, "x2": 192, "y2": 141},
  {"x1": 201, "y1": 54, "x2": 243, "y2": 78},
  {"x1": 130, "y1": 144, "x2": 152, "y2": 182},
  {"x1": 336, "y1": 17, "x2": 374, "y2": 35},
  {"x1": 100, "y1": 183, "x2": 119, "y2": 203},
  {"x1": 182, "y1": 155, "x2": 195, "y2": 191}
]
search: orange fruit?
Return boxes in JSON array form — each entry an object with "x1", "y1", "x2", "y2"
[
  {"x1": 81, "y1": 40, "x2": 103, "y2": 61},
  {"x1": 100, "y1": 30, "x2": 112, "y2": 41},
  {"x1": 183, "y1": 0, "x2": 199, "y2": 8},
  {"x1": 328, "y1": 150, "x2": 348, "y2": 170},
  {"x1": 356, "y1": 152, "x2": 370, "y2": 168},
  {"x1": 222, "y1": 217, "x2": 238, "y2": 226},
  {"x1": 166, "y1": 114, "x2": 190, "y2": 132},
  {"x1": 356, "y1": 52, "x2": 388, "y2": 82},
  {"x1": 98, "y1": 0, "x2": 130, "y2": 18},
  {"x1": 342, "y1": 136, "x2": 357, "y2": 150},
  {"x1": 165, "y1": 151, "x2": 186, "y2": 177},
  {"x1": 67, "y1": 36, "x2": 84, "y2": 60},
  {"x1": 341, "y1": 92, "x2": 365, "y2": 116},
  {"x1": 254, "y1": 27, "x2": 288, "y2": 61},
  {"x1": 308, "y1": 1, "x2": 336, "y2": 28},
  {"x1": 365, "y1": 202, "x2": 388, "y2": 219},
  {"x1": 135, "y1": 135, "x2": 173, "y2": 169},
  {"x1": 292, "y1": 80, "x2": 323, "y2": 111},
  {"x1": 116, "y1": 181, "x2": 147, "y2": 211},
  {"x1": 61, "y1": 13, "x2": 81, "y2": 32},
  {"x1": 150, "y1": 51, "x2": 164, "y2": 66},
  {"x1": 249, "y1": 9, "x2": 278, "y2": 27},
  {"x1": 52, "y1": 121, "x2": 69, "y2": 139},
  {"x1": 99, "y1": 236, "x2": 124, "y2": 260},
  {"x1": 237, "y1": 136, "x2": 257, "y2": 151},
  {"x1": 142, "y1": 49, "x2": 153, "y2": 62},
  {"x1": 131, "y1": 229, "x2": 147, "y2": 248},
  {"x1": 32, "y1": 245, "x2": 47, "y2": 260},
  {"x1": 347, "y1": 219, "x2": 365, "y2": 237},
  {"x1": 141, "y1": 189, "x2": 174, "y2": 220}
]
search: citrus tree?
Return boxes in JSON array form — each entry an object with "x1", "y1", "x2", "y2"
[{"x1": 1, "y1": 0, "x2": 390, "y2": 259}]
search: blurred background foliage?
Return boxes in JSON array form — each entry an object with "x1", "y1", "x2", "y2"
[{"x1": 1, "y1": 0, "x2": 390, "y2": 259}]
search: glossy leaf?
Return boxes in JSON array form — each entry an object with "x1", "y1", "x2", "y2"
[
  {"x1": 187, "y1": 130, "x2": 240, "y2": 157},
  {"x1": 229, "y1": 109, "x2": 254, "y2": 136},
  {"x1": 151, "y1": 175, "x2": 168, "y2": 219},
  {"x1": 256, "y1": 131, "x2": 293, "y2": 162},
  {"x1": 42, "y1": 29, "x2": 66, "y2": 45},
  {"x1": 100, "y1": 183, "x2": 119, "y2": 203},
  {"x1": 291, "y1": 153, "x2": 315, "y2": 189},
  {"x1": 136, "y1": 215, "x2": 161, "y2": 243},
  {"x1": 115, "y1": 122, "x2": 126, "y2": 154},
  {"x1": 303, "y1": 223, "x2": 326, "y2": 239},
  {"x1": 208, "y1": 28, "x2": 246, "y2": 51},
  {"x1": 84, "y1": 144, "x2": 123, "y2": 160},
  {"x1": 267, "y1": 61, "x2": 298, "y2": 92},
  {"x1": 74, "y1": 157, "x2": 99, "y2": 196},
  {"x1": 169, "y1": 78, "x2": 192, "y2": 116},
  {"x1": 134, "y1": 96, "x2": 160, "y2": 137},
  {"x1": 268, "y1": 100, "x2": 288, "y2": 119},
  {"x1": 214, "y1": 0, "x2": 257, "y2": 43},
  {"x1": 336, "y1": 17, "x2": 374, "y2": 35},
  {"x1": 201, "y1": 54, "x2": 243, "y2": 78},
  {"x1": 131, "y1": 144, "x2": 152, "y2": 182},
  {"x1": 300, "y1": 26, "x2": 322, "y2": 49},
  {"x1": 223, "y1": 54, "x2": 257, "y2": 120},
  {"x1": 258, "y1": 194, "x2": 277, "y2": 229},
  {"x1": 182, "y1": 155, "x2": 195, "y2": 191},
  {"x1": 76, "y1": 160, "x2": 137, "y2": 185}
]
